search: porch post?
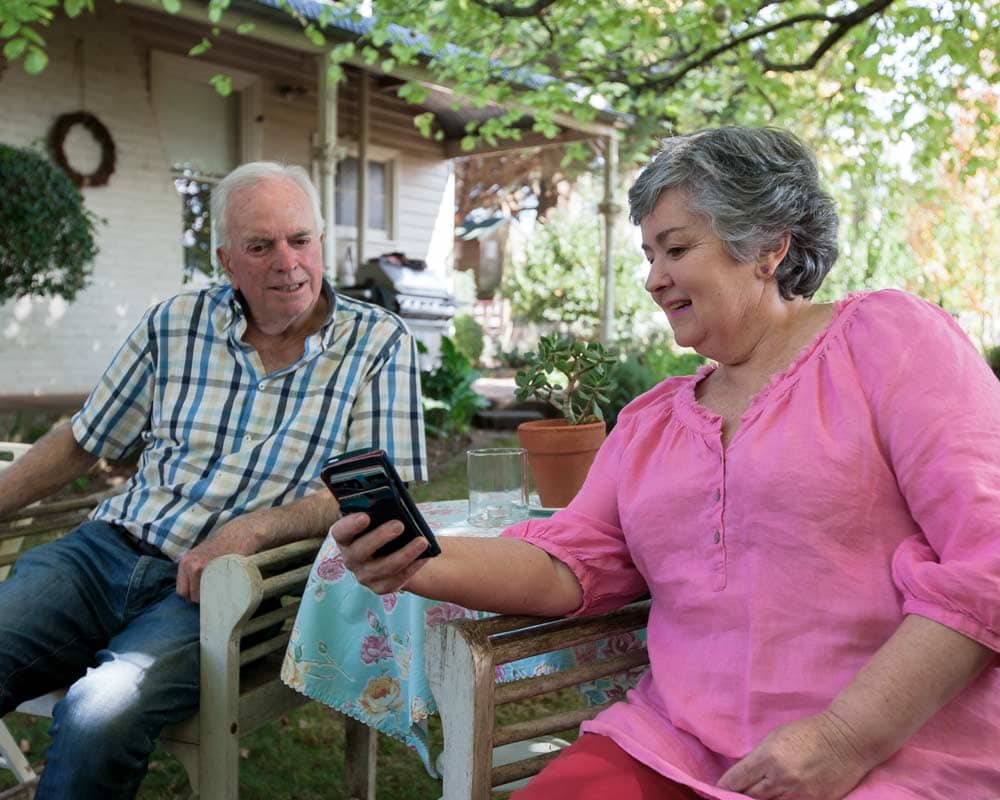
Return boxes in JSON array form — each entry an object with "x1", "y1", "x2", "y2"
[
  {"x1": 356, "y1": 73, "x2": 370, "y2": 270},
  {"x1": 598, "y1": 134, "x2": 620, "y2": 344},
  {"x1": 317, "y1": 53, "x2": 343, "y2": 284}
]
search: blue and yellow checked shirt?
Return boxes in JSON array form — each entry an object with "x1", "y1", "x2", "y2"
[{"x1": 72, "y1": 280, "x2": 427, "y2": 560}]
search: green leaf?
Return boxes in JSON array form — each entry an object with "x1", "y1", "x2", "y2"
[
  {"x1": 303, "y1": 24, "x2": 325, "y2": 47},
  {"x1": 381, "y1": 57, "x2": 395, "y2": 73},
  {"x1": 235, "y1": 22, "x2": 255, "y2": 35},
  {"x1": 64, "y1": 0, "x2": 87, "y2": 17},
  {"x1": 24, "y1": 45, "x2": 47, "y2": 74},
  {"x1": 161, "y1": 0, "x2": 181, "y2": 14},
  {"x1": 0, "y1": 20, "x2": 20, "y2": 37},
  {"x1": 188, "y1": 38, "x2": 212, "y2": 57},
  {"x1": 209, "y1": 73, "x2": 232, "y2": 96},
  {"x1": 3, "y1": 37, "x2": 27, "y2": 60},
  {"x1": 18, "y1": 26, "x2": 44, "y2": 46}
]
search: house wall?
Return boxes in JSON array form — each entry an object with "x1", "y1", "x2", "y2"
[
  {"x1": 0, "y1": 6, "x2": 181, "y2": 406},
  {"x1": 0, "y1": 3, "x2": 454, "y2": 404}
]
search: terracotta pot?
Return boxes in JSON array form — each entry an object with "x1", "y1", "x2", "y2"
[{"x1": 516, "y1": 418, "x2": 606, "y2": 508}]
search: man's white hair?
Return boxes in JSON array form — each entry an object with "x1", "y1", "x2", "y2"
[{"x1": 211, "y1": 162, "x2": 324, "y2": 249}]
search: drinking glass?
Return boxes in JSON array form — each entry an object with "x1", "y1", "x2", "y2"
[{"x1": 466, "y1": 447, "x2": 529, "y2": 528}]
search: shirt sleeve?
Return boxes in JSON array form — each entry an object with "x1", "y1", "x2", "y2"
[
  {"x1": 345, "y1": 320, "x2": 428, "y2": 483},
  {"x1": 850, "y1": 290, "x2": 1000, "y2": 651},
  {"x1": 502, "y1": 411, "x2": 649, "y2": 616},
  {"x1": 71, "y1": 305, "x2": 157, "y2": 460}
]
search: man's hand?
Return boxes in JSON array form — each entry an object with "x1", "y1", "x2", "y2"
[
  {"x1": 331, "y1": 512, "x2": 430, "y2": 594},
  {"x1": 716, "y1": 711, "x2": 874, "y2": 800},
  {"x1": 176, "y1": 519, "x2": 258, "y2": 602}
]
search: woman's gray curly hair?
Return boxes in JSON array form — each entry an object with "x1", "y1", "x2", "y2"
[{"x1": 628, "y1": 127, "x2": 839, "y2": 300}]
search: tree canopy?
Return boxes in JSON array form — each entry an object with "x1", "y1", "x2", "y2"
[{"x1": 5, "y1": 1, "x2": 997, "y2": 166}]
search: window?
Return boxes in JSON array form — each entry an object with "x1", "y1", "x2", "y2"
[
  {"x1": 335, "y1": 157, "x2": 390, "y2": 231},
  {"x1": 323, "y1": 142, "x2": 399, "y2": 241},
  {"x1": 151, "y1": 52, "x2": 260, "y2": 280}
]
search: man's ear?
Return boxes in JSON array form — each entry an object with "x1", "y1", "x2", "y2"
[
  {"x1": 217, "y1": 247, "x2": 235, "y2": 287},
  {"x1": 756, "y1": 232, "x2": 791, "y2": 279}
]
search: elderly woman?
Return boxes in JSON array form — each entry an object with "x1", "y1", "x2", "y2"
[{"x1": 333, "y1": 127, "x2": 1000, "y2": 799}]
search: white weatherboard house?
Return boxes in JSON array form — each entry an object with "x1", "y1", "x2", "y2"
[{"x1": 0, "y1": 0, "x2": 624, "y2": 409}]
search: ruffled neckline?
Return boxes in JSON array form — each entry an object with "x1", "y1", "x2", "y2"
[{"x1": 673, "y1": 294, "x2": 864, "y2": 435}]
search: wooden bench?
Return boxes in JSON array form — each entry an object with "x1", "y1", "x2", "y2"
[
  {"x1": 0, "y1": 443, "x2": 376, "y2": 799},
  {"x1": 426, "y1": 599, "x2": 651, "y2": 799}
]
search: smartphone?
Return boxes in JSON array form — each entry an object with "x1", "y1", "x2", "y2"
[{"x1": 320, "y1": 448, "x2": 440, "y2": 559}]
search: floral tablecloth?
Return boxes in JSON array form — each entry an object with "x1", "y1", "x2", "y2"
[{"x1": 280, "y1": 500, "x2": 644, "y2": 774}]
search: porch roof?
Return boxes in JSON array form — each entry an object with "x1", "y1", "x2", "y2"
[{"x1": 124, "y1": 0, "x2": 629, "y2": 157}]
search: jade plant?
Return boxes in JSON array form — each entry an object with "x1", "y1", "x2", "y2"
[
  {"x1": 0, "y1": 143, "x2": 99, "y2": 303},
  {"x1": 514, "y1": 334, "x2": 618, "y2": 425}
]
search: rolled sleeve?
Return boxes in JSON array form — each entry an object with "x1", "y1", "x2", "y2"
[
  {"x1": 502, "y1": 415, "x2": 648, "y2": 615},
  {"x1": 853, "y1": 291, "x2": 1000, "y2": 651},
  {"x1": 72, "y1": 307, "x2": 156, "y2": 460}
]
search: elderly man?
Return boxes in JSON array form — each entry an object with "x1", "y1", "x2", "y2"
[{"x1": 0, "y1": 162, "x2": 426, "y2": 798}]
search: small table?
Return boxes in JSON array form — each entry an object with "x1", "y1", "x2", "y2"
[{"x1": 280, "y1": 500, "x2": 574, "y2": 773}]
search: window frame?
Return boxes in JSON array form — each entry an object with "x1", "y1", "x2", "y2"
[{"x1": 331, "y1": 142, "x2": 400, "y2": 243}]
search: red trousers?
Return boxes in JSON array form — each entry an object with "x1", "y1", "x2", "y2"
[{"x1": 510, "y1": 733, "x2": 702, "y2": 800}]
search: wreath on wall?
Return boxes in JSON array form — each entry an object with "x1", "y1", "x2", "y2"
[{"x1": 48, "y1": 111, "x2": 116, "y2": 188}]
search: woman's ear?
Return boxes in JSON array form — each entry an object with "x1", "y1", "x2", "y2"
[{"x1": 756, "y1": 232, "x2": 791, "y2": 279}]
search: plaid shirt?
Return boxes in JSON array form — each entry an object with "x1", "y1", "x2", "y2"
[{"x1": 72, "y1": 280, "x2": 427, "y2": 560}]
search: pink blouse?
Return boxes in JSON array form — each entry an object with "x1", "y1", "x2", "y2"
[{"x1": 503, "y1": 290, "x2": 1000, "y2": 799}]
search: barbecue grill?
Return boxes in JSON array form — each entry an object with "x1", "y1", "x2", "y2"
[{"x1": 336, "y1": 253, "x2": 458, "y2": 370}]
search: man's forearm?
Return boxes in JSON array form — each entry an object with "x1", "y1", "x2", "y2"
[
  {"x1": 0, "y1": 422, "x2": 99, "y2": 518},
  {"x1": 237, "y1": 489, "x2": 342, "y2": 552},
  {"x1": 827, "y1": 614, "x2": 996, "y2": 765}
]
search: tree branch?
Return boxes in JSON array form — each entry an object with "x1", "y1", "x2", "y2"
[
  {"x1": 472, "y1": 0, "x2": 560, "y2": 18},
  {"x1": 641, "y1": 0, "x2": 897, "y2": 93},
  {"x1": 759, "y1": 0, "x2": 895, "y2": 71}
]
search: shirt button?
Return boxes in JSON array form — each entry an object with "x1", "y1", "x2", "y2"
[
  {"x1": 714, "y1": 488, "x2": 721, "y2": 502},
  {"x1": 258, "y1": 382, "x2": 266, "y2": 390},
  {"x1": 244, "y1": 434, "x2": 253, "y2": 442},
  {"x1": 713, "y1": 530, "x2": 721, "y2": 544}
]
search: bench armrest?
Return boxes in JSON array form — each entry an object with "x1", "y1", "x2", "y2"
[{"x1": 426, "y1": 600, "x2": 651, "y2": 800}]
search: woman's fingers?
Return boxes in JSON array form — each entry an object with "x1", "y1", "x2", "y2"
[{"x1": 330, "y1": 513, "x2": 429, "y2": 592}]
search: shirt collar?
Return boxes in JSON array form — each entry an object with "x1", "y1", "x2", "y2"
[{"x1": 211, "y1": 278, "x2": 338, "y2": 341}]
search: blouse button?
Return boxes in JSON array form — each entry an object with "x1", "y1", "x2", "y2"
[
  {"x1": 714, "y1": 488, "x2": 721, "y2": 502},
  {"x1": 713, "y1": 530, "x2": 721, "y2": 544}
]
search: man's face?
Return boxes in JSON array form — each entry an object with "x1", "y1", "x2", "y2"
[{"x1": 217, "y1": 177, "x2": 325, "y2": 337}]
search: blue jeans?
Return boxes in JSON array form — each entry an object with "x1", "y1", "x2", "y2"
[{"x1": 0, "y1": 521, "x2": 200, "y2": 800}]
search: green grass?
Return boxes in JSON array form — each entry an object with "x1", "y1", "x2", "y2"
[{"x1": 1, "y1": 431, "x2": 580, "y2": 799}]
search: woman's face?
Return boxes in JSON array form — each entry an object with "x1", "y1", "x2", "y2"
[{"x1": 640, "y1": 189, "x2": 766, "y2": 361}]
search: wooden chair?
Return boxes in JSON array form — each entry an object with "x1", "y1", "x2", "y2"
[
  {"x1": 0, "y1": 442, "x2": 376, "y2": 799},
  {"x1": 426, "y1": 599, "x2": 651, "y2": 799}
]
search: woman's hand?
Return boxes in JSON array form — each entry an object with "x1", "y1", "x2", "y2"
[
  {"x1": 716, "y1": 711, "x2": 874, "y2": 800},
  {"x1": 329, "y1": 512, "x2": 431, "y2": 594}
]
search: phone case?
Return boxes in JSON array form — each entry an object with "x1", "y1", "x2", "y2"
[{"x1": 321, "y1": 448, "x2": 441, "y2": 559}]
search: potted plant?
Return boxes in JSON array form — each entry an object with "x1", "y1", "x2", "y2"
[{"x1": 514, "y1": 334, "x2": 618, "y2": 508}]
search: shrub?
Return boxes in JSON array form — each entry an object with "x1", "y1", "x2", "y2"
[
  {"x1": 986, "y1": 345, "x2": 1000, "y2": 380},
  {"x1": 451, "y1": 313, "x2": 485, "y2": 366},
  {"x1": 420, "y1": 337, "x2": 489, "y2": 438},
  {"x1": 600, "y1": 339, "x2": 704, "y2": 428},
  {"x1": 0, "y1": 143, "x2": 99, "y2": 303}
]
